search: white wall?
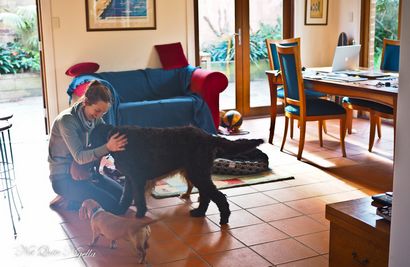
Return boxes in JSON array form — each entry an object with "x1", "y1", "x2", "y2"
[
  {"x1": 42, "y1": 0, "x2": 191, "y2": 121},
  {"x1": 389, "y1": 0, "x2": 410, "y2": 265},
  {"x1": 294, "y1": 0, "x2": 361, "y2": 67}
]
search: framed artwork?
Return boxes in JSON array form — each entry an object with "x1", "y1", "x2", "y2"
[
  {"x1": 85, "y1": 0, "x2": 156, "y2": 31},
  {"x1": 305, "y1": 0, "x2": 329, "y2": 25}
]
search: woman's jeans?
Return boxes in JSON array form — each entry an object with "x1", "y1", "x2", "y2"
[{"x1": 51, "y1": 173, "x2": 129, "y2": 215}]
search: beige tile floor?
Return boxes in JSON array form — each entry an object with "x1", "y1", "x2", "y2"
[{"x1": 0, "y1": 97, "x2": 393, "y2": 266}]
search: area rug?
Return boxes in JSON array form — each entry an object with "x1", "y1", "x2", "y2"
[{"x1": 151, "y1": 171, "x2": 294, "y2": 199}]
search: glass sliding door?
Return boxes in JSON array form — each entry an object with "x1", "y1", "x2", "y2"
[
  {"x1": 197, "y1": 0, "x2": 236, "y2": 111},
  {"x1": 196, "y1": 0, "x2": 290, "y2": 116},
  {"x1": 249, "y1": 0, "x2": 283, "y2": 109}
]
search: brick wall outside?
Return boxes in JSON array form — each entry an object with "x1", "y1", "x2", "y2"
[{"x1": 368, "y1": 0, "x2": 376, "y2": 68}]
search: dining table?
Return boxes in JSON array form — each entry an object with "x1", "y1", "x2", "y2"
[{"x1": 265, "y1": 67, "x2": 399, "y2": 144}]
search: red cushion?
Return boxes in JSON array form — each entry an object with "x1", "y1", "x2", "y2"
[
  {"x1": 65, "y1": 62, "x2": 100, "y2": 77},
  {"x1": 73, "y1": 82, "x2": 91, "y2": 97},
  {"x1": 154, "y1": 42, "x2": 189, "y2": 70}
]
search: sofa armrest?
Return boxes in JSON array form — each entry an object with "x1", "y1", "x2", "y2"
[{"x1": 190, "y1": 68, "x2": 228, "y2": 129}]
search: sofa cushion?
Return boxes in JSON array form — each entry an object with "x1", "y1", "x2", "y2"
[
  {"x1": 154, "y1": 42, "x2": 189, "y2": 70},
  {"x1": 65, "y1": 62, "x2": 100, "y2": 77}
]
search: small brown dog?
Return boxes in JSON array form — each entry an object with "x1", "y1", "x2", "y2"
[{"x1": 80, "y1": 199, "x2": 154, "y2": 263}]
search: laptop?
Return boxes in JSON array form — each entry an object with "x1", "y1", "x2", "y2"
[{"x1": 331, "y1": 45, "x2": 361, "y2": 72}]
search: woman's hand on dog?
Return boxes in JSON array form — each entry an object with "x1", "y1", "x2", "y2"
[{"x1": 106, "y1": 133, "x2": 128, "y2": 152}]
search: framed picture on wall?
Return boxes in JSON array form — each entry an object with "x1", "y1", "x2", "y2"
[
  {"x1": 304, "y1": 0, "x2": 329, "y2": 25},
  {"x1": 85, "y1": 0, "x2": 156, "y2": 31}
]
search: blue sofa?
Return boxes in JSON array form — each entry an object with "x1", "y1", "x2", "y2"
[{"x1": 67, "y1": 65, "x2": 226, "y2": 134}]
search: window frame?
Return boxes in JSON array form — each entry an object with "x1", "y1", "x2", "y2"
[{"x1": 360, "y1": 0, "x2": 402, "y2": 67}]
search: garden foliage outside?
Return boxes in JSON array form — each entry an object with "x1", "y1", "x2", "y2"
[
  {"x1": 202, "y1": 20, "x2": 282, "y2": 65},
  {"x1": 201, "y1": 19, "x2": 282, "y2": 80},
  {"x1": 374, "y1": 0, "x2": 399, "y2": 69},
  {"x1": 0, "y1": 5, "x2": 40, "y2": 75}
]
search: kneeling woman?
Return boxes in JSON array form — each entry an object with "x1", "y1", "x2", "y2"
[{"x1": 48, "y1": 80, "x2": 129, "y2": 214}]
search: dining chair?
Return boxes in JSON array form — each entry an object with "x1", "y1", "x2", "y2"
[
  {"x1": 277, "y1": 44, "x2": 347, "y2": 160},
  {"x1": 342, "y1": 38, "x2": 399, "y2": 151},
  {"x1": 265, "y1": 38, "x2": 327, "y2": 143}
]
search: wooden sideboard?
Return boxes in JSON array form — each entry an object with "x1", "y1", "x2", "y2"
[{"x1": 326, "y1": 197, "x2": 391, "y2": 267}]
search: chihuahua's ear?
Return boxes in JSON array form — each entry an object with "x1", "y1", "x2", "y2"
[{"x1": 79, "y1": 205, "x2": 89, "y2": 220}]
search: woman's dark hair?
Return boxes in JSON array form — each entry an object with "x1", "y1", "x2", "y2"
[{"x1": 83, "y1": 80, "x2": 112, "y2": 105}]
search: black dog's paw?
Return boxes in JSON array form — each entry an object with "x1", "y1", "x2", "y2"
[
  {"x1": 219, "y1": 210, "x2": 231, "y2": 225},
  {"x1": 190, "y1": 208, "x2": 206, "y2": 217}
]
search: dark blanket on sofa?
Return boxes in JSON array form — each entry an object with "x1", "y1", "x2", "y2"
[{"x1": 67, "y1": 66, "x2": 216, "y2": 134}]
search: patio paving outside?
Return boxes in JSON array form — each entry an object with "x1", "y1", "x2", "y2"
[
  {"x1": 220, "y1": 79, "x2": 271, "y2": 110},
  {"x1": 0, "y1": 96, "x2": 47, "y2": 144}
]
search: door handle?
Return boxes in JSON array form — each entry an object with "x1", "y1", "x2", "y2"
[
  {"x1": 352, "y1": 251, "x2": 369, "y2": 266},
  {"x1": 234, "y1": 28, "x2": 242, "y2": 46}
]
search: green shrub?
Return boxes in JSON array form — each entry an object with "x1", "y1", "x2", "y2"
[
  {"x1": 0, "y1": 43, "x2": 40, "y2": 74},
  {"x1": 0, "y1": 46, "x2": 14, "y2": 74}
]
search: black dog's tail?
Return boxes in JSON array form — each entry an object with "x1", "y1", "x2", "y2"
[{"x1": 213, "y1": 137, "x2": 264, "y2": 157}]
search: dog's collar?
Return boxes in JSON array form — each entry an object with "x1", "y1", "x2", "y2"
[{"x1": 91, "y1": 207, "x2": 104, "y2": 219}]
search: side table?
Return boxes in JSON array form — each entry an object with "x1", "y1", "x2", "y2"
[{"x1": 326, "y1": 197, "x2": 390, "y2": 267}]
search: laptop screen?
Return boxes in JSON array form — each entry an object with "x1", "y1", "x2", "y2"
[{"x1": 331, "y1": 45, "x2": 361, "y2": 72}]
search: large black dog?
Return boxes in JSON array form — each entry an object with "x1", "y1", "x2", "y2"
[{"x1": 90, "y1": 124, "x2": 264, "y2": 225}]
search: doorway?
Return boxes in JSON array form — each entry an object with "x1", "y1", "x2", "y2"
[
  {"x1": 195, "y1": 0, "x2": 293, "y2": 117},
  {"x1": 0, "y1": 0, "x2": 48, "y2": 136}
]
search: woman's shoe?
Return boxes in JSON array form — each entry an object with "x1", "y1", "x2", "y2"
[{"x1": 49, "y1": 195, "x2": 68, "y2": 210}]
